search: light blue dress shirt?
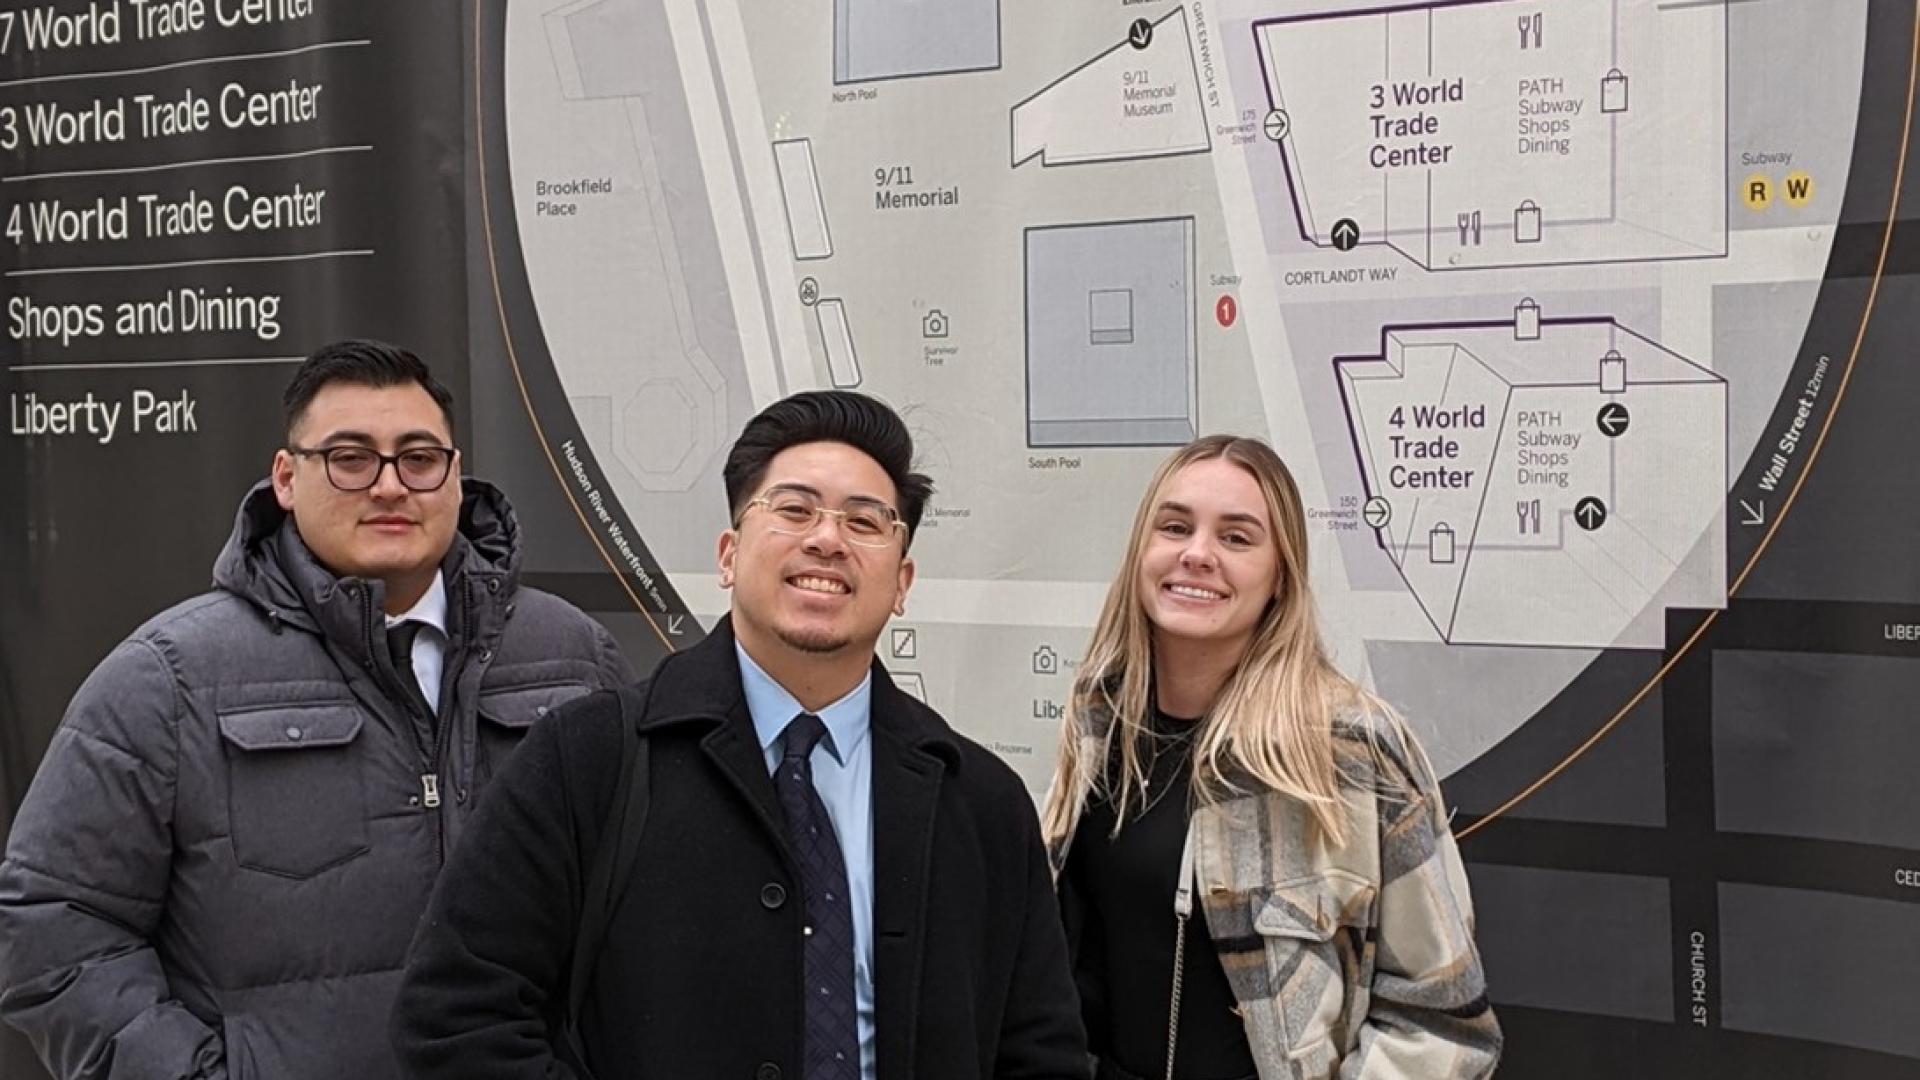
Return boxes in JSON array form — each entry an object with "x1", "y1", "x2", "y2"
[{"x1": 737, "y1": 643, "x2": 876, "y2": 1080}]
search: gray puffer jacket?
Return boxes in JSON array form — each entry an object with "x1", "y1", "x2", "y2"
[{"x1": 0, "y1": 479, "x2": 637, "y2": 1080}]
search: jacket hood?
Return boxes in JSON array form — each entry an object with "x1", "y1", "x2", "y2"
[{"x1": 212, "y1": 477, "x2": 524, "y2": 629}]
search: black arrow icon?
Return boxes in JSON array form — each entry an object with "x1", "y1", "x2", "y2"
[
  {"x1": 1596, "y1": 402, "x2": 1630, "y2": 437},
  {"x1": 1331, "y1": 218, "x2": 1360, "y2": 251},
  {"x1": 1362, "y1": 497, "x2": 1390, "y2": 528},
  {"x1": 1574, "y1": 496, "x2": 1607, "y2": 531},
  {"x1": 1129, "y1": 18, "x2": 1153, "y2": 49}
]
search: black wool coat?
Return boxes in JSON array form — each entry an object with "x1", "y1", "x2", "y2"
[{"x1": 392, "y1": 617, "x2": 1090, "y2": 1080}]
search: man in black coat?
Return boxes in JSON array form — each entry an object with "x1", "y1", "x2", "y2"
[{"x1": 392, "y1": 391, "x2": 1088, "y2": 1080}]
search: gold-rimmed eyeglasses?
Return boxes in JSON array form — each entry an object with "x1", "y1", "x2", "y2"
[{"x1": 742, "y1": 487, "x2": 905, "y2": 548}]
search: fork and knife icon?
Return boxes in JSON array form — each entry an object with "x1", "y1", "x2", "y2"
[{"x1": 1518, "y1": 12, "x2": 1544, "y2": 49}]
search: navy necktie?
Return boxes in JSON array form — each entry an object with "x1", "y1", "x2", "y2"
[{"x1": 777, "y1": 713, "x2": 859, "y2": 1080}]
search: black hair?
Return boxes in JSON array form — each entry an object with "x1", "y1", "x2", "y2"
[
  {"x1": 723, "y1": 391, "x2": 934, "y2": 546},
  {"x1": 282, "y1": 339, "x2": 456, "y2": 439}
]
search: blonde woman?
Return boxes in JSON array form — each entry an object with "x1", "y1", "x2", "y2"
[{"x1": 1044, "y1": 436, "x2": 1499, "y2": 1080}]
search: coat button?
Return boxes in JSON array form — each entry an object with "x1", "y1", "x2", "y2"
[
  {"x1": 755, "y1": 1063, "x2": 780, "y2": 1080},
  {"x1": 759, "y1": 882, "x2": 787, "y2": 910},
  {"x1": 284, "y1": 726, "x2": 303, "y2": 741}
]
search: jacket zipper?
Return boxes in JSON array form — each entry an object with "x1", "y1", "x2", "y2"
[
  {"x1": 426, "y1": 578, "x2": 483, "y2": 860},
  {"x1": 362, "y1": 585, "x2": 445, "y2": 862}
]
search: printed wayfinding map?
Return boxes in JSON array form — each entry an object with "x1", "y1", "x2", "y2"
[
  {"x1": 477, "y1": 1, "x2": 1919, "y2": 1074},
  {"x1": 1, "y1": 1, "x2": 1913, "y2": 1077}
]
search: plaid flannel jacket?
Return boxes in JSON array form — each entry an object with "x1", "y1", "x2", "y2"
[{"x1": 1051, "y1": 705, "x2": 1501, "y2": 1080}]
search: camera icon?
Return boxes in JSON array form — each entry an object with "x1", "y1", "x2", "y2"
[
  {"x1": 1031, "y1": 645, "x2": 1058, "y2": 676},
  {"x1": 922, "y1": 309, "x2": 950, "y2": 339}
]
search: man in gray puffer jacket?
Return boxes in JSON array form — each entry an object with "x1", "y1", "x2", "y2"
[{"x1": 0, "y1": 339, "x2": 637, "y2": 1080}]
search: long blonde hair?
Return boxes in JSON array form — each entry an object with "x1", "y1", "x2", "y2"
[{"x1": 1042, "y1": 436, "x2": 1425, "y2": 852}]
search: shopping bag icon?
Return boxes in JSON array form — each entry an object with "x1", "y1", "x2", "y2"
[
  {"x1": 1601, "y1": 69, "x2": 1629, "y2": 114},
  {"x1": 1515, "y1": 200, "x2": 1542, "y2": 243},
  {"x1": 1515, "y1": 298, "x2": 1541, "y2": 340},
  {"x1": 1429, "y1": 523, "x2": 1456, "y2": 564},
  {"x1": 1599, "y1": 349, "x2": 1627, "y2": 394}
]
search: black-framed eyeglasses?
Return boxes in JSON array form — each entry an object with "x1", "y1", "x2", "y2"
[
  {"x1": 288, "y1": 445, "x2": 458, "y2": 493},
  {"x1": 742, "y1": 486, "x2": 905, "y2": 548}
]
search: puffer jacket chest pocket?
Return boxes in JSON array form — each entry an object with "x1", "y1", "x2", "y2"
[
  {"x1": 218, "y1": 704, "x2": 369, "y2": 879},
  {"x1": 475, "y1": 682, "x2": 590, "y2": 786},
  {"x1": 1253, "y1": 869, "x2": 1377, "y2": 1063}
]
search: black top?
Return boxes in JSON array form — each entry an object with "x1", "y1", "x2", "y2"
[{"x1": 1065, "y1": 709, "x2": 1258, "y2": 1080}]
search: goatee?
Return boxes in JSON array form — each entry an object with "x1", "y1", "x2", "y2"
[{"x1": 778, "y1": 627, "x2": 852, "y2": 655}]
